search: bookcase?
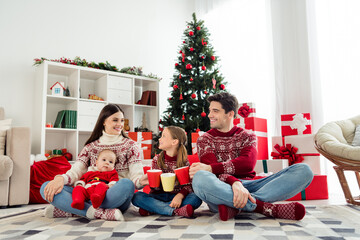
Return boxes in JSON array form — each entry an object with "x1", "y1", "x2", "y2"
[{"x1": 33, "y1": 61, "x2": 159, "y2": 160}]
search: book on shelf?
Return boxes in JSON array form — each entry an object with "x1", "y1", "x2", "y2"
[
  {"x1": 149, "y1": 91, "x2": 156, "y2": 106},
  {"x1": 54, "y1": 110, "x2": 77, "y2": 129},
  {"x1": 54, "y1": 110, "x2": 66, "y2": 128},
  {"x1": 139, "y1": 90, "x2": 156, "y2": 106}
]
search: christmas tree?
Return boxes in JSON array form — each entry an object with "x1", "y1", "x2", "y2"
[{"x1": 160, "y1": 13, "x2": 227, "y2": 153}]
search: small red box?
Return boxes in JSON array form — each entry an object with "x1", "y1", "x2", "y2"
[
  {"x1": 281, "y1": 113, "x2": 312, "y2": 136},
  {"x1": 287, "y1": 175, "x2": 328, "y2": 200}
]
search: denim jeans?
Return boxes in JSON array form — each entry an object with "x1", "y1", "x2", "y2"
[
  {"x1": 132, "y1": 192, "x2": 203, "y2": 216},
  {"x1": 192, "y1": 163, "x2": 314, "y2": 212},
  {"x1": 40, "y1": 178, "x2": 135, "y2": 217}
]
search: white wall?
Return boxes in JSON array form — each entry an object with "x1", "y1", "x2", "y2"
[{"x1": 0, "y1": 0, "x2": 195, "y2": 131}]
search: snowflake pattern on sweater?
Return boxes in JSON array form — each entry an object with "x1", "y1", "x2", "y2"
[
  {"x1": 197, "y1": 126, "x2": 257, "y2": 185},
  {"x1": 151, "y1": 153, "x2": 193, "y2": 197}
]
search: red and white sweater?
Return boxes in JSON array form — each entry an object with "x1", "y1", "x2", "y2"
[
  {"x1": 197, "y1": 126, "x2": 257, "y2": 185},
  {"x1": 151, "y1": 153, "x2": 193, "y2": 197},
  {"x1": 62, "y1": 131, "x2": 143, "y2": 189}
]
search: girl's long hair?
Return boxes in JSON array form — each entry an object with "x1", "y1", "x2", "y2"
[
  {"x1": 85, "y1": 104, "x2": 128, "y2": 145},
  {"x1": 157, "y1": 126, "x2": 188, "y2": 170}
]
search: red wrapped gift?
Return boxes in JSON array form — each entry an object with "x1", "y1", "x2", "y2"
[
  {"x1": 281, "y1": 113, "x2": 312, "y2": 136},
  {"x1": 234, "y1": 117, "x2": 268, "y2": 160},
  {"x1": 191, "y1": 132, "x2": 205, "y2": 154},
  {"x1": 287, "y1": 175, "x2": 328, "y2": 200},
  {"x1": 128, "y1": 132, "x2": 152, "y2": 158}
]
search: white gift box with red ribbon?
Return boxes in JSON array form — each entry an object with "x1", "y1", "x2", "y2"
[
  {"x1": 271, "y1": 134, "x2": 322, "y2": 174},
  {"x1": 281, "y1": 113, "x2": 312, "y2": 136},
  {"x1": 128, "y1": 132, "x2": 152, "y2": 159},
  {"x1": 237, "y1": 102, "x2": 256, "y2": 120},
  {"x1": 191, "y1": 131, "x2": 205, "y2": 154}
]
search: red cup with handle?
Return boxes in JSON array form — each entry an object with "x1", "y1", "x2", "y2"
[
  {"x1": 174, "y1": 166, "x2": 190, "y2": 185},
  {"x1": 143, "y1": 166, "x2": 151, "y2": 174},
  {"x1": 147, "y1": 169, "x2": 162, "y2": 188}
]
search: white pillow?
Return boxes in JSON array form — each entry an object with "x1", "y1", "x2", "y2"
[
  {"x1": 351, "y1": 125, "x2": 360, "y2": 146},
  {"x1": 0, "y1": 119, "x2": 12, "y2": 155}
]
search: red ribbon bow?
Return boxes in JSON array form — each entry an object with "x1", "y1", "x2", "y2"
[
  {"x1": 271, "y1": 144, "x2": 304, "y2": 165},
  {"x1": 238, "y1": 103, "x2": 255, "y2": 118}
]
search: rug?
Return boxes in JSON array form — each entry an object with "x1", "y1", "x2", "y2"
[{"x1": 0, "y1": 204, "x2": 359, "y2": 240}]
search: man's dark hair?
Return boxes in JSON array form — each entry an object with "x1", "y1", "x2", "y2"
[{"x1": 207, "y1": 92, "x2": 238, "y2": 117}]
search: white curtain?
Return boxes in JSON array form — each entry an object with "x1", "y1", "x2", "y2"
[{"x1": 195, "y1": 0, "x2": 276, "y2": 142}]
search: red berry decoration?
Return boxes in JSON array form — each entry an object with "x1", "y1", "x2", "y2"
[
  {"x1": 201, "y1": 112, "x2": 206, "y2": 117},
  {"x1": 186, "y1": 64, "x2": 192, "y2": 70},
  {"x1": 175, "y1": 63, "x2": 179, "y2": 67},
  {"x1": 191, "y1": 93, "x2": 196, "y2": 99},
  {"x1": 168, "y1": 97, "x2": 172, "y2": 100},
  {"x1": 211, "y1": 56, "x2": 216, "y2": 61},
  {"x1": 159, "y1": 126, "x2": 163, "y2": 131},
  {"x1": 190, "y1": 78, "x2": 193, "y2": 81},
  {"x1": 196, "y1": 128, "x2": 200, "y2": 133},
  {"x1": 220, "y1": 84, "x2": 225, "y2": 90},
  {"x1": 204, "y1": 90, "x2": 208, "y2": 94},
  {"x1": 183, "y1": 41, "x2": 185, "y2": 43},
  {"x1": 189, "y1": 31, "x2": 194, "y2": 36},
  {"x1": 201, "y1": 56, "x2": 205, "y2": 59},
  {"x1": 173, "y1": 85, "x2": 179, "y2": 90},
  {"x1": 179, "y1": 50, "x2": 182, "y2": 53},
  {"x1": 202, "y1": 66, "x2": 206, "y2": 71},
  {"x1": 196, "y1": 26, "x2": 201, "y2": 30},
  {"x1": 190, "y1": 47, "x2": 194, "y2": 52}
]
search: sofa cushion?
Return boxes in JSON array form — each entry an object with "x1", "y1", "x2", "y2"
[
  {"x1": 351, "y1": 125, "x2": 360, "y2": 146},
  {"x1": 0, "y1": 155, "x2": 13, "y2": 180},
  {"x1": 0, "y1": 119, "x2": 12, "y2": 155}
]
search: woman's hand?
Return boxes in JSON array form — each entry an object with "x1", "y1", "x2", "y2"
[
  {"x1": 232, "y1": 181, "x2": 256, "y2": 208},
  {"x1": 139, "y1": 174, "x2": 149, "y2": 186},
  {"x1": 169, "y1": 193, "x2": 184, "y2": 208},
  {"x1": 44, "y1": 175, "x2": 64, "y2": 202}
]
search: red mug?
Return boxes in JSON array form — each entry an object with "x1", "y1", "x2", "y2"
[
  {"x1": 147, "y1": 169, "x2": 162, "y2": 188},
  {"x1": 174, "y1": 166, "x2": 190, "y2": 185}
]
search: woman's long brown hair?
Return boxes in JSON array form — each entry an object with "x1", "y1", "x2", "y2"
[
  {"x1": 157, "y1": 126, "x2": 188, "y2": 170},
  {"x1": 85, "y1": 104, "x2": 128, "y2": 146}
]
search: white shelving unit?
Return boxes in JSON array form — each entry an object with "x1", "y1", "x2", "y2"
[{"x1": 33, "y1": 61, "x2": 159, "y2": 159}]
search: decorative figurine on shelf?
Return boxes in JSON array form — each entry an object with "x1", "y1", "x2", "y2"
[
  {"x1": 64, "y1": 87, "x2": 71, "y2": 97},
  {"x1": 50, "y1": 82, "x2": 65, "y2": 96},
  {"x1": 124, "y1": 119, "x2": 130, "y2": 131},
  {"x1": 46, "y1": 122, "x2": 53, "y2": 128},
  {"x1": 88, "y1": 94, "x2": 104, "y2": 101},
  {"x1": 45, "y1": 148, "x2": 73, "y2": 161},
  {"x1": 135, "y1": 112, "x2": 150, "y2": 132}
]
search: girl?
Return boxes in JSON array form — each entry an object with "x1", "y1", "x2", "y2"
[
  {"x1": 41, "y1": 104, "x2": 144, "y2": 221},
  {"x1": 132, "y1": 126, "x2": 202, "y2": 217}
]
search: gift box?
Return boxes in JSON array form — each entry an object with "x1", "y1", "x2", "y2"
[
  {"x1": 271, "y1": 134, "x2": 321, "y2": 174},
  {"x1": 191, "y1": 132, "x2": 205, "y2": 155},
  {"x1": 128, "y1": 132, "x2": 152, "y2": 159},
  {"x1": 234, "y1": 117, "x2": 268, "y2": 160},
  {"x1": 287, "y1": 175, "x2": 328, "y2": 200},
  {"x1": 237, "y1": 102, "x2": 256, "y2": 119},
  {"x1": 281, "y1": 113, "x2": 312, "y2": 136},
  {"x1": 254, "y1": 159, "x2": 289, "y2": 175}
]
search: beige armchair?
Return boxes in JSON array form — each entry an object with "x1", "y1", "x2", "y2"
[
  {"x1": 315, "y1": 115, "x2": 360, "y2": 205},
  {"x1": 0, "y1": 107, "x2": 31, "y2": 206}
]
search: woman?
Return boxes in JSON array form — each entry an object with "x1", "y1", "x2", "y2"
[{"x1": 41, "y1": 104, "x2": 145, "y2": 221}]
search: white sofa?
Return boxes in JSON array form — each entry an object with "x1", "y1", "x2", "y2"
[{"x1": 0, "y1": 107, "x2": 31, "y2": 206}]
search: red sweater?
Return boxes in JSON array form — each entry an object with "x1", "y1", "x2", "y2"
[
  {"x1": 197, "y1": 126, "x2": 257, "y2": 185},
  {"x1": 151, "y1": 152, "x2": 192, "y2": 197}
]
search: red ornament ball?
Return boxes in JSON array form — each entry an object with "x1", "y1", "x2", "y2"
[
  {"x1": 202, "y1": 66, "x2": 206, "y2": 71},
  {"x1": 220, "y1": 84, "x2": 225, "y2": 90},
  {"x1": 173, "y1": 85, "x2": 179, "y2": 90},
  {"x1": 189, "y1": 31, "x2": 194, "y2": 36},
  {"x1": 175, "y1": 63, "x2": 179, "y2": 67},
  {"x1": 168, "y1": 97, "x2": 172, "y2": 100},
  {"x1": 191, "y1": 93, "x2": 196, "y2": 99},
  {"x1": 190, "y1": 47, "x2": 194, "y2": 52},
  {"x1": 179, "y1": 50, "x2": 182, "y2": 53},
  {"x1": 196, "y1": 26, "x2": 201, "y2": 30},
  {"x1": 201, "y1": 112, "x2": 206, "y2": 117},
  {"x1": 190, "y1": 77, "x2": 193, "y2": 81},
  {"x1": 201, "y1": 56, "x2": 205, "y2": 59},
  {"x1": 211, "y1": 56, "x2": 216, "y2": 61},
  {"x1": 196, "y1": 128, "x2": 201, "y2": 133},
  {"x1": 186, "y1": 64, "x2": 192, "y2": 70},
  {"x1": 204, "y1": 90, "x2": 208, "y2": 94},
  {"x1": 183, "y1": 41, "x2": 185, "y2": 43},
  {"x1": 159, "y1": 126, "x2": 163, "y2": 131}
]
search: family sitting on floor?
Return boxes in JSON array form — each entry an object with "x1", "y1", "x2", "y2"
[{"x1": 40, "y1": 92, "x2": 313, "y2": 221}]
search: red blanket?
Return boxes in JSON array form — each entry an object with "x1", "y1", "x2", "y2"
[{"x1": 30, "y1": 156, "x2": 71, "y2": 203}]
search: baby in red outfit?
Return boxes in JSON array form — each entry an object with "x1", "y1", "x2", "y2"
[{"x1": 71, "y1": 149, "x2": 119, "y2": 210}]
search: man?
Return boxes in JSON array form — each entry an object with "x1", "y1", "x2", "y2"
[{"x1": 189, "y1": 92, "x2": 313, "y2": 221}]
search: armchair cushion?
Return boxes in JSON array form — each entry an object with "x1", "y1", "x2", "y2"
[
  {"x1": 351, "y1": 125, "x2": 360, "y2": 146},
  {"x1": 0, "y1": 155, "x2": 13, "y2": 180},
  {"x1": 0, "y1": 119, "x2": 12, "y2": 155}
]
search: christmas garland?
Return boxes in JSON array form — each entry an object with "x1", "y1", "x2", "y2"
[{"x1": 33, "y1": 57, "x2": 161, "y2": 79}]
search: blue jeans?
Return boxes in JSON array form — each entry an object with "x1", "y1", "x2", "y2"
[
  {"x1": 40, "y1": 178, "x2": 135, "y2": 217},
  {"x1": 132, "y1": 192, "x2": 203, "y2": 216},
  {"x1": 192, "y1": 163, "x2": 313, "y2": 212}
]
